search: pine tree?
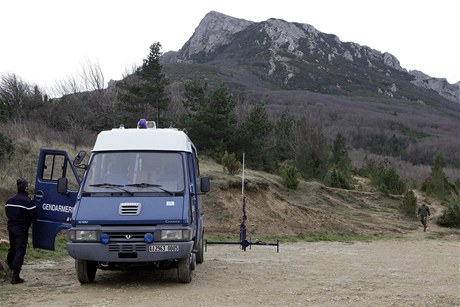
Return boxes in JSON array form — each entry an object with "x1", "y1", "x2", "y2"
[
  {"x1": 182, "y1": 80, "x2": 207, "y2": 115},
  {"x1": 274, "y1": 109, "x2": 295, "y2": 161},
  {"x1": 369, "y1": 159, "x2": 406, "y2": 195},
  {"x1": 325, "y1": 133, "x2": 353, "y2": 189},
  {"x1": 238, "y1": 102, "x2": 274, "y2": 171},
  {"x1": 117, "y1": 42, "x2": 170, "y2": 126},
  {"x1": 182, "y1": 82, "x2": 237, "y2": 156},
  {"x1": 400, "y1": 190, "x2": 417, "y2": 217},
  {"x1": 293, "y1": 116, "x2": 329, "y2": 180},
  {"x1": 422, "y1": 154, "x2": 451, "y2": 199}
]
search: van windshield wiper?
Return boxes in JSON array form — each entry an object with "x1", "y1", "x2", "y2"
[
  {"x1": 125, "y1": 183, "x2": 174, "y2": 195},
  {"x1": 89, "y1": 183, "x2": 134, "y2": 196}
]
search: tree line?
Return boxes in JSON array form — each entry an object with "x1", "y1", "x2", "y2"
[
  {"x1": 0, "y1": 43, "x2": 350, "y2": 184},
  {"x1": 1, "y1": 43, "x2": 459, "y2": 197}
]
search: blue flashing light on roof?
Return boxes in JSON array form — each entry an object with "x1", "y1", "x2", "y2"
[
  {"x1": 137, "y1": 119, "x2": 156, "y2": 129},
  {"x1": 138, "y1": 119, "x2": 148, "y2": 129}
]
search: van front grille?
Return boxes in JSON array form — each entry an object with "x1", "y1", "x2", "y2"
[{"x1": 119, "y1": 202, "x2": 141, "y2": 215}]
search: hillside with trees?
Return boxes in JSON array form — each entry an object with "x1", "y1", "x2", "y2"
[{"x1": 1, "y1": 42, "x2": 459, "y2": 238}]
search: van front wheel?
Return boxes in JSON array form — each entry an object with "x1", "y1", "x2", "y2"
[
  {"x1": 177, "y1": 254, "x2": 192, "y2": 283},
  {"x1": 196, "y1": 236, "x2": 204, "y2": 264},
  {"x1": 76, "y1": 260, "x2": 97, "y2": 284}
]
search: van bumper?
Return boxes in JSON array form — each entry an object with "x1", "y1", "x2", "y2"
[{"x1": 67, "y1": 241, "x2": 193, "y2": 262}]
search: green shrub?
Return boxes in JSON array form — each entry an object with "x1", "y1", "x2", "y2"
[
  {"x1": 421, "y1": 154, "x2": 451, "y2": 199},
  {"x1": 221, "y1": 151, "x2": 241, "y2": 175},
  {"x1": 281, "y1": 164, "x2": 299, "y2": 189},
  {"x1": 0, "y1": 133, "x2": 14, "y2": 161},
  {"x1": 436, "y1": 198, "x2": 460, "y2": 228},
  {"x1": 454, "y1": 179, "x2": 460, "y2": 195},
  {"x1": 400, "y1": 190, "x2": 417, "y2": 218},
  {"x1": 324, "y1": 168, "x2": 351, "y2": 189},
  {"x1": 368, "y1": 160, "x2": 406, "y2": 195}
]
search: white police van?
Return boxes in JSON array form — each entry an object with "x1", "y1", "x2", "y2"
[{"x1": 32, "y1": 120, "x2": 210, "y2": 283}]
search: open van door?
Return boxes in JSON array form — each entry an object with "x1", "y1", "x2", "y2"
[{"x1": 32, "y1": 149, "x2": 81, "y2": 250}]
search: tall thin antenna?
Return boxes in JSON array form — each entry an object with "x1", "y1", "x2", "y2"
[
  {"x1": 241, "y1": 152, "x2": 245, "y2": 199},
  {"x1": 205, "y1": 151, "x2": 279, "y2": 252}
]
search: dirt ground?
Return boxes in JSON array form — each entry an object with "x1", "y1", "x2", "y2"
[
  {"x1": 1, "y1": 177, "x2": 459, "y2": 306},
  {"x1": 1, "y1": 231, "x2": 459, "y2": 307}
]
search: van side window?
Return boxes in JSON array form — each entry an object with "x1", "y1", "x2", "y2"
[{"x1": 41, "y1": 153, "x2": 79, "y2": 190}]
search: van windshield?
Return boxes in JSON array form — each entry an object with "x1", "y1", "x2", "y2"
[{"x1": 83, "y1": 152, "x2": 185, "y2": 193}]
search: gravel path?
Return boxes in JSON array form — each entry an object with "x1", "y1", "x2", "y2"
[{"x1": 1, "y1": 238, "x2": 459, "y2": 306}]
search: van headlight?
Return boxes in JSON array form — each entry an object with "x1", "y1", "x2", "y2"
[
  {"x1": 159, "y1": 229, "x2": 191, "y2": 241},
  {"x1": 68, "y1": 230, "x2": 98, "y2": 242}
]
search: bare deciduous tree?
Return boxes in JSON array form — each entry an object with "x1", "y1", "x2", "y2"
[
  {"x1": 80, "y1": 59, "x2": 105, "y2": 92},
  {"x1": 164, "y1": 82, "x2": 186, "y2": 127},
  {"x1": 0, "y1": 73, "x2": 31, "y2": 121},
  {"x1": 53, "y1": 59, "x2": 106, "y2": 96},
  {"x1": 53, "y1": 75, "x2": 81, "y2": 97},
  {"x1": 121, "y1": 63, "x2": 138, "y2": 79}
]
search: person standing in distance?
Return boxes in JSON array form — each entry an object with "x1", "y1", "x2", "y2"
[{"x1": 5, "y1": 178, "x2": 37, "y2": 284}]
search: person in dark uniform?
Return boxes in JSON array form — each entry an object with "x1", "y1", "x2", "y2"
[
  {"x1": 5, "y1": 178, "x2": 37, "y2": 284},
  {"x1": 417, "y1": 202, "x2": 431, "y2": 231}
]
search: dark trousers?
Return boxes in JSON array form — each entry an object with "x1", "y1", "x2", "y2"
[
  {"x1": 7, "y1": 225, "x2": 29, "y2": 275},
  {"x1": 420, "y1": 215, "x2": 428, "y2": 226}
]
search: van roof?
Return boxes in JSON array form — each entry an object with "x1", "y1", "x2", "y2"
[{"x1": 92, "y1": 128, "x2": 195, "y2": 153}]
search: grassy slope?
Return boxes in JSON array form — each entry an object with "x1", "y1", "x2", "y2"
[
  {"x1": 0, "y1": 121, "x2": 91, "y2": 242},
  {"x1": 200, "y1": 157, "x2": 417, "y2": 240},
  {"x1": 1, "y1": 132, "x2": 458, "y2": 251}
]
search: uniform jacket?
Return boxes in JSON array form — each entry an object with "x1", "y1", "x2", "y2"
[
  {"x1": 5, "y1": 191, "x2": 37, "y2": 228},
  {"x1": 417, "y1": 204, "x2": 431, "y2": 217}
]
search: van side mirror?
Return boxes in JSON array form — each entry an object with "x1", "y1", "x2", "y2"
[
  {"x1": 73, "y1": 150, "x2": 87, "y2": 169},
  {"x1": 200, "y1": 177, "x2": 210, "y2": 193},
  {"x1": 57, "y1": 177, "x2": 69, "y2": 195}
]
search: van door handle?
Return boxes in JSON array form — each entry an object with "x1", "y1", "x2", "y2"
[{"x1": 34, "y1": 190, "x2": 44, "y2": 201}]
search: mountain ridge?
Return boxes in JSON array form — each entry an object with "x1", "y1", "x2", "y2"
[
  {"x1": 158, "y1": 11, "x2": 460, "y2": 169},
  {"x1": 162, "y1": 11, "x2": 459, "y2": 104}
]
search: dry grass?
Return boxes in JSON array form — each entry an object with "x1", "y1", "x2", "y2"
[
  {"x1": 200, "y1": 158, "x2": 418, "y2": 238},
  {"x1": 0, "y1": 124, "x2": 458, "y2": 243},
  {"x1": 0, "y1": 121, "x2": 92, "y2": 241}
]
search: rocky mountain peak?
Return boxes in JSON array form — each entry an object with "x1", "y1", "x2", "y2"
[
  {"x1": 167, "y1": 11, "x2": 459, "y2": 104},
  {"x1": 263, "y1": 18, "x2": 318, "y2": 49},
  {"x1": 382, "y1": 52, "x2": 404, "y2": 71},
  {"x1": 177, "y1": 11, "x2": 252, "y2": 59}
]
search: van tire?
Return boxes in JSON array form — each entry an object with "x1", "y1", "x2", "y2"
[
  {"x1": 191, "y1": 253, "x2": 196, "y2": 271},
  {"x1": 177, "y1": 255, "x2": 192, "y2": 283},
  {"x1": 76, "y1": 260, "x2": 97, "y2": 284},
  {"x1": 196, "y1": 236, "x2": 204, "y2": 264}
]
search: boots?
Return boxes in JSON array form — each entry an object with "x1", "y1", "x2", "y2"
[{"x1": 11, "y1": 274, "x2": 24, "y2": 284}]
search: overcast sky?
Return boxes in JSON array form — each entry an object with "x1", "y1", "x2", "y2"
[{"x1": 1, "y1": 0, "x2": 459, "y2": 91}]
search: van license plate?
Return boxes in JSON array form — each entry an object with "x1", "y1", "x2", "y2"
[{"x1": 149, "y1": 245, "x2": 179, "y2": 252}]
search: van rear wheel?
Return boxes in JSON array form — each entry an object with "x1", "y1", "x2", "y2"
[
  {"x1": 76, "y1": 260, "x2": 97, "y2": 284},
  {"x1": 177, "y1": 254, "x2": 192, "y2": 283}
]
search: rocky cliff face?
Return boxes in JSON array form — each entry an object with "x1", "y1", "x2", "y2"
[
  {"x1": 409, "y1": 70, "x2": 460, "y2": 103},
  {"x1": 177, "y1": 11, "x2": 252, "y2": 61},
  {"x1": 165, "y1": 11, "x2": 459, "y2": 104}
]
